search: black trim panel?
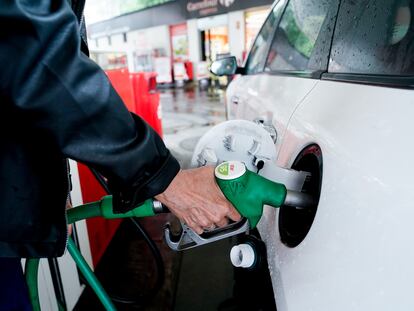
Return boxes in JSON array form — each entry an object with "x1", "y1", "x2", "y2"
[
  {"x1": 322, "y1": 73, "x2": 414, "y2": 89},
  {"x1": 264, "y1": 69, "x2": 324, "y2": 79}
]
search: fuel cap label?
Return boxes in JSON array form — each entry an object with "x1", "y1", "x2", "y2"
[{"x1": 215, "y1": 161, "x2": 246, "y2": 180}]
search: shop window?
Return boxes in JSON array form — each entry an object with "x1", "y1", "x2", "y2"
[
  {"x1": 90, "y1": 52, "x2": 127, "y2": 70},
  {"x1": 203, "y1": 27, "x2": 229, "y2": 62},
  {"x1": 329, "y1": 0, "x2": 414, "y2": 76}
]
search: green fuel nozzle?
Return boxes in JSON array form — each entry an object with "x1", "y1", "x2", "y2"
[
  {"x1": 165, "y1": 161, "x2": 315, "y2": 251},
  {"x1": 166, "y1": 161, "x2": 316, "y2": 251},
  {"x1": 215, "y1": 161, "x2": 287, "y2": 228}
]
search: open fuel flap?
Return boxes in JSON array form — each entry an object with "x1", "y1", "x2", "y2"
[
  {"x1": 191, "y1": 120, "x2": 323, "y2": 248},
  {"x1": 279, "y1": 144, "x2": 323, "y2": 247},
  {"x1": 191, "y1": 120, "x2": 310, "y2": 192}
]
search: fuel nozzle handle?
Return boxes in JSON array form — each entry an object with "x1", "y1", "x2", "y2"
[
  {"x1": 67, "y1": 196, "x2": 168, "y2": 224},
  {"x1": 215, "y1": 161, "x2": 286, "y2": 228},
  {"x1": 100, "y1": 196, "x2": 168, "y2": 219},
  {"x1": 284, "y1": 190, "x2": 316, "y2": 208},
  {"x1": 215, "y1": 161, "x2": 315, "y2": 229}
]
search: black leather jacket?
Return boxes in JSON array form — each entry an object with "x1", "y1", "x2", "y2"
[{"x1": 0, "y1": 0, "x2": 180, "y2": 258}]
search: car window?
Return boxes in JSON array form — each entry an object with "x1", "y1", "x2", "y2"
[
  {"x1": 245, "y1": 0, "x2": 287, "y2": 75},
  {"x1": 329, "y1": 0, "x2": 414, "y2": 75},
  {"x1": 265, "y1": 0, "x2": 339, "y2": 73}
]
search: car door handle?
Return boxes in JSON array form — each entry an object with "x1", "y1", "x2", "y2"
[{"x1": 231, "y1": 96, "x2": 240, "y2": 105}]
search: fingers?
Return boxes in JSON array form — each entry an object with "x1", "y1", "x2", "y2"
[
  {"x1": 66, "y1": 200, "x2": 73, "y2": 236},
  {"x1": 184, "y1": 216, "x2": 203, "y2": 235},
  {"x1": 187, "y1": 207, "x2": 227, "y2": 233},
  {"x1": 226, "y1": 203, "x2": 241, "y2": 222},
  {"x1": 205, "y1": 200, "x2": 241, "y2": 227},
  {"x1": 156, "y1": 166, "x2": 242, "y2": 234},
  {"x1": 192, "y1": 208, "x2": 213, "y2": 228},
  {"x1": 215, "y1": 217, "x2": 228, "y2": 228},
  {"x1": 183, "y1": 203, "x2": 240, "y2": 233}
]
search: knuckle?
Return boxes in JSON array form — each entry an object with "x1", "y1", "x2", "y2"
[
  {"x1": 185, "y1": 220, "x2": 194, "y2": 228},
  {"x1": 228, "y1": 206, "x2": 238, "y2": 217},
  {"x1": 220, "y1": 208, "x2": 229, "y2": 218},
  {"x1": 223, "y1": 203, "x2": 232, "y2": 213},
  {"x1": 200, "y1": 219, "x2": 210, "y2": 227},
  {"x1": 212, "y1": 215, "x2": 222, "y2": 223}
]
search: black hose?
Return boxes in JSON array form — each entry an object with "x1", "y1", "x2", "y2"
[
  {"x1": 130, "y1": 217, "x2": 165, "y2": 298},
  {"x1": 88, "y1": 167, "x2": 166, "y2": 306},
  {"x1": 109, "y1": 217, "x2": 165, "y2": 305}
]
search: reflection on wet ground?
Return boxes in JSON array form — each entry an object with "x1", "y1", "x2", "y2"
[
  {"x1": 76, "y1": 85, "x2": 277, "y2": 311},
  {"x1": 161, "y1": 87, "x2": 237, "y2": 311},
  {"x1": 161, "y1": 85, "x2": 225, "y2": 120},
  {"x1": 161, "y1": 86, "x2": 226, "y2": 168},
  {"x1": 75, "y1": 85, "x2": 232, "y2": 311}
]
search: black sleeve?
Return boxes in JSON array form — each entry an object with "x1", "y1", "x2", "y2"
[{"x1": 0, "y1": 0, "x2": 180, "y2": 212}]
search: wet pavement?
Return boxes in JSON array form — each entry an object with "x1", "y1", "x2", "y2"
[
  {"x1": 75, "y1": 85, "x2": 276, "y2": 311},
  {"x1": 161, "y1": 86, "x2": 226, "y2": 169},
  {"x1": 160, "y1": 86, "x2": 237, "y2": 311},
  {"x1": 75, "y1": 86, "x2": 234, "y2": 311}
]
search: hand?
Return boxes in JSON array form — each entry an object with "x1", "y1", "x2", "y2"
[
  {"x1": 155, "y1": 166, "x2": 241, "y2": 234},
  {"x1": 66, "y1": 200, "x2": 73, "y2": 236}
]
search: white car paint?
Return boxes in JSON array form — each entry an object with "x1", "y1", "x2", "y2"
[
  {"x1": 227, "y1": 74, "x2": 318, "y2": 159},
  {"x1": 274, "y1": 81, "x2": 414, "y2": 310},
  {"x1": 227, "y1": 74, "x2": 414, "y2": 310}
]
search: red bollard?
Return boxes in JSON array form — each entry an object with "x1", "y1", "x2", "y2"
[
  {"x1": 131, "y1": 72, "x2": 163, "y2": 137},
  {"x1": 105, "y1": 68, "x2": 136, "y2": 114}
]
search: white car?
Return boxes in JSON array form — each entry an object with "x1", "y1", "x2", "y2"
[{"x1": 210, "y1": 0, "x2": 414, "y2": 310}]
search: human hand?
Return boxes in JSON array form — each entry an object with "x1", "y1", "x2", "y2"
[
  {"x1": 66, "y1": 200, "x2": 73, "y2": 236},
  {"x1": 155, "y1": 166, "x2": 241, "y2": 234}
]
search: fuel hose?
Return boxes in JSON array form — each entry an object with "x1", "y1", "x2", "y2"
[{"x1": 89, "y1": 168, "x2": 166, "y2": 306}]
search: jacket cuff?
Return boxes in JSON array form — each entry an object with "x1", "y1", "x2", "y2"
[{"x1": 112, "y1": 153, "x2": 180, "y2": 213}]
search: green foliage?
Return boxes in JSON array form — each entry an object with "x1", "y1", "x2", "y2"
[{"x1": 119, "y1": 0, "x2": 173, "y2": 14}]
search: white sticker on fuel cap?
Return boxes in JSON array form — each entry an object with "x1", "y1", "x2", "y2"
[{"x1": 215, "y1": 161, "x2": 246, "y2": 180}]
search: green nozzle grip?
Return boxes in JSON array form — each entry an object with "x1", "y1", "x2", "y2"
[
  {"x1": 215, "y1": 161, "x2": 286, "y2": 228},
  {"x1": 100, "y1": 196, "x2": 155, "y2": 219},
  {"x1": 67, "y1": 196, "x2": 155, "y2": 224}
]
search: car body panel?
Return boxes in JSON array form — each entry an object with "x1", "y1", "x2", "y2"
[
  {"x1": 222, "y1": 0, "x2": 414, "y2": 308},
  {"x1": 227, "y1": 74, "x2": 318, "y2": 157},
  {"x1": 256, "y1": 80, "x2": 414, "y2": 310}
]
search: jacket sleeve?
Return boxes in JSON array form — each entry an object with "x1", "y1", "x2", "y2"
[{"x1": 0, "y1": 0, "x2": 180, "y2": 212}]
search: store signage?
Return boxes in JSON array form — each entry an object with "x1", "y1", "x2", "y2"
[
  {"x1": 184, "y1": 0, "x2": 273, "y2": 18},
  {"x1": 186, "y1": 0, "x2": 221, "y2": 16}
]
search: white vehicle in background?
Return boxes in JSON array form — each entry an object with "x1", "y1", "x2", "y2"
[{"x1": 210, "y1": 0, "x2": 414, "y2": 310}]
